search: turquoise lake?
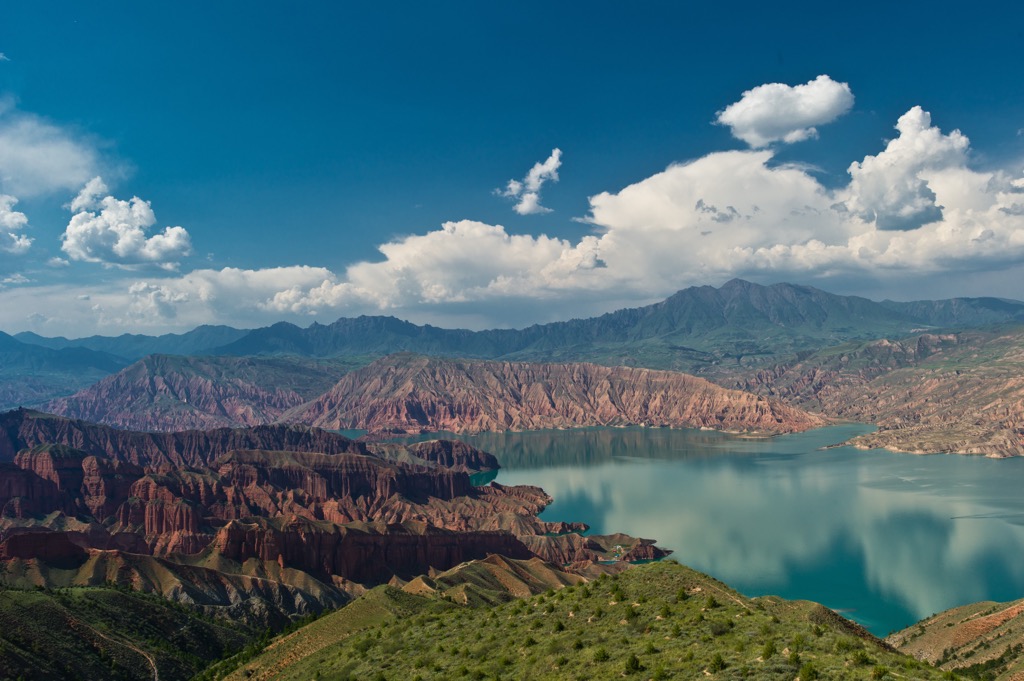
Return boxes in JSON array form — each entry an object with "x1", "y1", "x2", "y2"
[{"x1": 408, "y1": 424, "x2": 1024, "y2": 637}]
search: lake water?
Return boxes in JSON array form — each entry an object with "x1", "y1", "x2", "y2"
[{"x1": 408, "y1": 424, "x2": 1024, "y2": 637}]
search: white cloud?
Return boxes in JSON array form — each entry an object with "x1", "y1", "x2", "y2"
[
  {"x1": 716, "y1": 75, "x2": 854, "y2": 147},
  {"x1": 0, "y1": 97, "x2": 101, "y2": 197},
  {"x1": 0, "y1": 54, "x2": 9, "y2": 62},
  {"x1": 3, "y1": 79, "x2": 1024, "y2": 336},
  {"x1": 0, "y1": 193, "x2": 31, "y2": 254},
  {"x1": 496, "y1": 148, "x2": 562, "y2": 215},
  {"x1": 129, "y1": 104, "x2": 1024, "y2": 331},
  {"x1": 61, "y1": 176, "x2": 193, "y2": 268},
  {"x1": 843, "y1": 106, "x2": 969, "y2": 230},
  {"x1": 265, "y1": 219, "x2": 600, "y2": 314}
]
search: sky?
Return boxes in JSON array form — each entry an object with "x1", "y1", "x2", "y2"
[{"x1": 1, "y1": 1, "x2": 1024, "y2": 336}]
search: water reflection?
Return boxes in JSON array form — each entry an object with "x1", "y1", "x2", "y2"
[{"x1": 432, "y1": 425, "x2": 1024, "y2": 636}]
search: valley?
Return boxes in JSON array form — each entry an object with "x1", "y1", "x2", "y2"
[{"x1": 4, "y1": 280, "x2": 1024, "y2": 679}]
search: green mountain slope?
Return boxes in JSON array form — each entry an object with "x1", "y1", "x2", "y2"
[
  {"x1": 0, "y1": 332, "x2": 129, "y2": 411},
  {"x1": 218, "y1": 560, "x2": 957, "y2": 681},
  {"x1": 14, "y1": 324, "x2": 250, "y2": 360},
  {"x1": 0, "y1": 585, "x2": 251, "y2": 681},
  {"x1": 889, "y1": 595, "x2": 1024, "y2": 680}
]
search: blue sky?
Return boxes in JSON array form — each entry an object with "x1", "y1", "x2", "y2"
[{"x1": 1, "y1": 1, "x2": 1023, "y2": 335}]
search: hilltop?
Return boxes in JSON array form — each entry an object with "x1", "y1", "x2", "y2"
[{"x1": 219, "y1": 559, "x2": 957, "y2": 681}]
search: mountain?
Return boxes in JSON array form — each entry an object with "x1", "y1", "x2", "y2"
[
  {"x1": 284, "y1": 353, "x2": 826, "y2": 435},
  {"x1": 0, "y1": 331, "x2": 130, "y2": 411},
  {"x1": 43, "y1": 354, "x2": 366, "y2": 431},
  {"x1": 221, "y1": 560, "x2": 953, "y2": 681},
  {"x1": 209, "y1": 279, "x2": 1024, "y2": 373},
  {"x1": 737, "y1": 327, "x2": 1024, "y2": 457},
  {"x1": 881, "y1": 296, "x2": 1024, "y2": 328},
  {"x1": 14, "y1": 324, "x2": 249, "y2": 360}
]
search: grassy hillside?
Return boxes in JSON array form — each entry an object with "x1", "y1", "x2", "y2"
[
  {"x1": 0, "y1": 585, "x2": 251, "y2": 681},
  {"x1": 218, "y1": 560, "x2": 958, "y2": 681}
]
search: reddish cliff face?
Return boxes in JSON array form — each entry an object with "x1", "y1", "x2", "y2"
[
  {"x1": 0, "y1": 416, "x2": 670, "y2": 625},
  {"x1": 288, "y1": 354, "x2": 826, "y2": 435},
  {"x1": 0, "y1": 409, "x2": 369, "y2": 467},
  {"x1": 210, "y1": 516, "x2": 533, "y2": 583}
]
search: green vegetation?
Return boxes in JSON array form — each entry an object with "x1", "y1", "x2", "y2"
[
  {"x1": 220, "y1": 561, "x2": 960, "y2": 681},
  {"x1": 0, "y1": 584, "x2": 251, "y2": 681}
]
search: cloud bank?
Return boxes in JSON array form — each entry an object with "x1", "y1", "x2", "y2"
[{"x1": 497, "y1": 148, "x2": 562, "y2": 214}]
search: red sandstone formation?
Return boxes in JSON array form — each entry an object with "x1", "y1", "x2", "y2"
[
  {"x1": 288, "y1": 354, "x2": 826, "y2": 435},
  {"x1": 0, "y1": 409, "x2": 369, "y2": 468}
]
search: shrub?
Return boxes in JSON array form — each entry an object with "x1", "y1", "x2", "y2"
[
  {"x1": 799, "y1": 662, "x2": 819, "y2": 680},
  {"x1": 624, "y1": 653, "x2": 644, "y2": 674},
  {"x1": 708, "y1": 652, "x2": 727, "y2": 672},
  {"x1": 593, "y1": 647, "x2": 610, "y2": 662}
]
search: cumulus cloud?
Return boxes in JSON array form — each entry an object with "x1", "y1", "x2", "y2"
[
  {"x1": 716, "y1": 75, "x2": 854, "y2": 147},
  {"x1": 496, "y1": 148, "x2": 562, "y2": 215},
  {"x1": 4, "y1": 80, "x2": 1024, "y2": 335},
  {"x1": 265, "y1": 219, "x2": 602, "y2": 314},
  {"x1": 843, "y1": 106, "x2": 969, "y2": 230},
  {"x1": 61, "y1": 177, "x2": 193, "y2": 268},
  {"x1": 157, "y1": 104, "x2": 1024, "y2": 330},
  {"x1": 0, "y1": 194, "x2": 31, "y2": 254},
  {"x1": 0, "y1": 97, "x2": 101, "y2": 197}
]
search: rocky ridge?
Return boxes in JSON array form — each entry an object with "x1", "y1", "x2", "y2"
[
  {"x1": 0, "y1": 413, "x2": 667, "y2": 627},
  {"x1": 287, "y1": 354, "x2": 826, "y2": 435}
]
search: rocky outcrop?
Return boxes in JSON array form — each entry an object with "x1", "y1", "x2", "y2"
[
  {"x1": 366, "y1": 439, "x2": 500, "y2": 473},
  {"x1": 286, "y1": 354, "x2": 826, "y2": 435},
  {"x1": 519, "y1": 531, "x2": 670, "y2": 565},
  {"x1": 211, "y1": 516, "x2": 533, "y2": 583}
]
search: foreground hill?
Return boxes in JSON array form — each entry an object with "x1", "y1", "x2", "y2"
[
  {"x1": 285, "y1": 354, "x2": 826, "y2": 435},
  {"x1": 890, "y1": 595, "x2": 1024, "y2": 680},
  {"x1": 740, "y1": 327, "x2": 1024, "y2": 457},
  {"x1": 43, "y1": 354, "x2": 366, "y2": 431},
  {"x1": 0, "y1": 585, "x2": 251, "y2": 681},
  {"x1": 220, "y1": 559, "x2": 954, "y2": 681}
]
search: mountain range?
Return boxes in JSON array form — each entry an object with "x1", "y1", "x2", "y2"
[{"x1": 15, "y1": 280, "x2": 1024, "y2": 374}]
